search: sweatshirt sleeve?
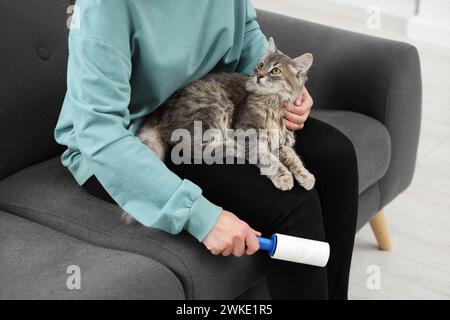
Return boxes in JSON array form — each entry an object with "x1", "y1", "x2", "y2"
[
  {"x1": 66, "y1": 34, "x2": 222, "y2": 242},
  {"x1": 236, "y1": 0, "x2": 268, "y2": 75}
]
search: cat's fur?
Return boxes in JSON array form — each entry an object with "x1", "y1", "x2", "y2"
[{"x1": 125, "y1": 38, "x2": 315, "y2": 223}]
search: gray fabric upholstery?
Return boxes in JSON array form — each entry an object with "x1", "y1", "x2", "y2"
[
  {"x1": 356, "y1": 184, "x2": 382, "y2": 231},
  {"x1": 257, "y1": 10, "x2": 421, "y2": 210},
  {"x1": 311, "y1": 109, "x2": 391, "y2": 194},
  {"x1": 0, "y1": 0, "x2": 67, "y2": 180},
  {"x1": 0, "y1": 159, "x2": 266, "y2": 300},
  {"x1": 0, "y1": 211, "x2": 184, "y2": 300}
]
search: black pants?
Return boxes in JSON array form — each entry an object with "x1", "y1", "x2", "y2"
[{"x1": 83, "y1": 118, "x2": 359, "y2": 300}]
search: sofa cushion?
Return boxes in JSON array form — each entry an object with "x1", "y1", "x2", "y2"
[
  {"x1": 311, "y1": 109, "x2": 391, "y2": 193},
  {"x1": 0, "y1": 211, "x2": 184, "y2": 300},
  {"x1": 0, "y1": 159, "x2": 265, "y2": 300}
]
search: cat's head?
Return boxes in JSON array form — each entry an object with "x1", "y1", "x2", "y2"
[{"x1": 246, "y1": 37, "x2": 313, "y2": 102}]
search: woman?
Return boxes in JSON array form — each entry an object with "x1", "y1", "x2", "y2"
[{"x1": 56, "y1": 0, "x2": 358, "y2": 299}]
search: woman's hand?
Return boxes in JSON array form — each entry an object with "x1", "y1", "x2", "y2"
[
  {"x1": 202, "y1": 210, "x2": 261, "y2": 257},
  {"x1": 283, "y1": 87, "x2": 314, "y2": 131}
]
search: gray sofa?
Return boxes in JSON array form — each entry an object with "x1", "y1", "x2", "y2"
[{"x1": 0, "y1": 1, "x2": 421, "y2": 299}]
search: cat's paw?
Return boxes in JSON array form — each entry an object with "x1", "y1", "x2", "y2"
[
  {"x1": 271, "y1": 172, "x2": 294, "y2": 191},
  {"x1": 296, "y1": 172, "x2": 315, "y2": 191},
  {"x1": 121, "y1": 211, "x2": 137, "y2": 225}
]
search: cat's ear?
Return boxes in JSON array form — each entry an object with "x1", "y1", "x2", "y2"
[
  {"x1": 294, "y1": 53, "x2": 313, "y2": 71},
  {"x1": 267, "y1": 37, "x2": 277, "y2": 54}
]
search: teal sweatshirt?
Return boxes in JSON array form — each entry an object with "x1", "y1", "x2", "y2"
[{"x1": 54, "y1": 0, "x2": 268, "y2": 241}]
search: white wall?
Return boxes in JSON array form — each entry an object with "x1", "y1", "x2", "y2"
[
  {"x1": 408, "y1": 0, "x2": 450, "y2": 47},
  {"x1": 419, "y1": 0, "x2": 450, "y2": 21},
  {"x1": 253, "y1": 0, "x2": 450, "y2": 48},
  {"x1": 252, "y1": 0, "x2": 413, "y2": 40},
  {"x1": 327, "y1": 0, "x2": 416, "y2": 18}
]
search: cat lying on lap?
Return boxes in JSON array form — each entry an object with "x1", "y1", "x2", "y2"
[{"x1": 139, "y1": 37, "x2": 315, "y2": 196}]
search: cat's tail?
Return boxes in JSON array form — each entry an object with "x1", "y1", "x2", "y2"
[{"x1": 138, "y1": 116, "x2": 167, "y2": 161}]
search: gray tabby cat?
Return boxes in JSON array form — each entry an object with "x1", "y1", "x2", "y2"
[
  {"x1": 139, "y1": 37, "x2": 314, "y2": 195},
  {"x1": 121, "y1": 38, "x2": 314, "y2": 223}
]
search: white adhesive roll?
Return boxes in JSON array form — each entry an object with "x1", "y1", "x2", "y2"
[{"x1": 271, "y1": 233, "x2": 330, "y2": 267}]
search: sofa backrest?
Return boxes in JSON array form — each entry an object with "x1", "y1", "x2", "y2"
[{"x1": 0, "y1": 1, "x2": 68, "y2": 180}]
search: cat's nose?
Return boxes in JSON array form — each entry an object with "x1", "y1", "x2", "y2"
[{"x1": 257, "y1": 75, "x2": 264, "y2": 81}]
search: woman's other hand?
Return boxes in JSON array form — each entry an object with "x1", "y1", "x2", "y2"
[{"x1": 284, "y1": 87, "x2": 314, "y2": 131}]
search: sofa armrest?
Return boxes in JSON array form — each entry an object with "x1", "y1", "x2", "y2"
[{"x1": 257, "y1": 10, "x2": 422, "y2": 206}]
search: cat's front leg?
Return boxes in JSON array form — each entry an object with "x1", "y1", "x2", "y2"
[
  {"x1": 280, "y1": 146, "x2": 315, "y2": 190},
  {"x1": 257, "y1": 147, "x2": 294, "y2": 191}
]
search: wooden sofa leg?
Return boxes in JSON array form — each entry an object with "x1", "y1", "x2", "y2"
[{"x1": 369, "y1": 210, "x2": 392, "y2": 251}]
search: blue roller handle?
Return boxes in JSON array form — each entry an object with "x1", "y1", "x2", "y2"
[{"x1": 257, "y1": 235, "x2": 277, "y2": 256}]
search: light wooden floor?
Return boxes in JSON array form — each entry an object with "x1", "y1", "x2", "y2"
[{"x1": 254, "y1": 0, "x2": 450, "y2": 300}]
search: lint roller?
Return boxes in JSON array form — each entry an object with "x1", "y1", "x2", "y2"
[{"x1": 258, "y1": 234, "x2": 330, "y2": 267}]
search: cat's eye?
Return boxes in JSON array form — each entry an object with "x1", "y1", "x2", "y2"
[
  {"x1": 257, "y1": 62, "x2": 265, "y2": 70},
  {"x1": 270, "y1": 67, "x2": 281, "y2": 75}
]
